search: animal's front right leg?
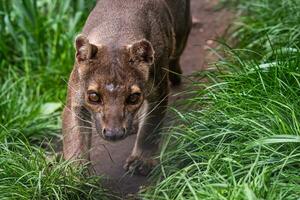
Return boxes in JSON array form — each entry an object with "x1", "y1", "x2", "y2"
[
  {"x1": 62, "y1": 106, "x2": 92, "y2": 162},
  {"x1": 124, "y1": 96, "x2": 168, "y2": 175}
]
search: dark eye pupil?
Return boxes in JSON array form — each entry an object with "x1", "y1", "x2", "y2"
[
  {"x1": 128, "y1": 93, "x2": 140, "y2": 104},
  {"x1": 88, "y1": 92, "x2": 100, "y2": 102}
]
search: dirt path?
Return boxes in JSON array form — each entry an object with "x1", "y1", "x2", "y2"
[{"x1": 89, "y1": 0, "x2": 234, "y2": 198}]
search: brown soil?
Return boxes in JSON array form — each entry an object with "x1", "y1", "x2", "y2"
[{"x1": 87, "y1": 0, "x2": 234, "y2": 199}]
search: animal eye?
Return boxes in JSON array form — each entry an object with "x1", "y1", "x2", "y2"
[
  {"x1": 87, "y1": 91, "x2": 102, "y2": 104},
  {"x1": 127, "y1": 93, "x2": 141, "y2": 105}
]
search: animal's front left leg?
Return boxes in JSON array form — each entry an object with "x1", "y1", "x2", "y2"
[
  {"x1": 124, "y1": 96, "x2": 168, "y2": 176},
  {"x1": 63, "y1": 106, "x2": 92, "y2": 163}
]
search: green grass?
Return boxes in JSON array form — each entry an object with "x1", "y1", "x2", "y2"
[
  {"x1": 0, "y1": 0, "x2": 111, "y2": 199},
  {"x1": 0, "y1": 140, "x2": 106, "y2": 200},
  {"x1": 143, "y1": 0, "x2": 300, "y2": 199},
  {"x1": 2, "y1": 0, "x2": 300, "y2": 199},
  {"x1": 0, "y1": 77, "x2": 108, "y2": 199},
  {"x1": 0, "y1": 77, "x2": 58, "y2": 141},
  {"x1": 0, "y1": 0, "x2": 94, "y2": 100}
]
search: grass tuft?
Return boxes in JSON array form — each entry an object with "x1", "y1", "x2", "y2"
[
  {"x1": 0, "y1": 1, "x2": 110, "y2": 199},
  {"x1": 143, "y1": 0, "x2": 300, "y2": 199},
  {"x1": 0, "y1": 140, "x2": 107, "y2": 200}
]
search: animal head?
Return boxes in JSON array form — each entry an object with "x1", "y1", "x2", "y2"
[{"x1": 74, "y1": 34, "x2": 154, "y2": 141}]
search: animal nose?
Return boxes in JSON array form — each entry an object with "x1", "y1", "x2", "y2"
[{"x1": 102, "y1": 128, "x2": 126, "y2": 141}]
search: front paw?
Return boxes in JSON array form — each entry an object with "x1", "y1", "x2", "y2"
[{"x1": 123, "y1": 155, "x2": 157, "y2": 176}]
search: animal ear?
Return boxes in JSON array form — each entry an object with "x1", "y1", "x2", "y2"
[
  {"x1": 75, "y1": 34, "x2": 98, "y2": 63},
  {"x1": 128, "y1": 39, "x2": 154, "y2": 65}
]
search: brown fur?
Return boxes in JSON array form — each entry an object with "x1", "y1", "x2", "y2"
[{"x1": 62, "y1": 0, "x2": 191, "y2": 175}]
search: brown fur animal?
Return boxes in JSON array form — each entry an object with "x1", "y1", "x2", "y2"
[{"x1": 63, "y1": 0, "x2": 191, "y2": 175}]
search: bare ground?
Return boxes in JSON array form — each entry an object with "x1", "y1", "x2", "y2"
[{"x1": 87, "y1": 0, "x2": 234, "y2": 198}]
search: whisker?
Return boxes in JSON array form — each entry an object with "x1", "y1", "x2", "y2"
[
  {"x1": 60, "y1": 101, "x2": 93, "y2": 125},
  {"x1": 69, "y1": 125, "x2": 96, "y2": 132},
  {"x1": 67, "y1": 131, "x2": 94, "y2": 135},
  {"x1": 162, "y1": 67, "x2": 196, "y2": 83},
  {"x1": 146, "y1": 67, "x2": 168, "y2": 98},
  {"x1": 61, "y1": 79, "x2": 93, "y2": 121},
  {"x1": 137, "y1": 94, "x2": 169, "y2": 122},
  {"x1": 62, "y1": 78, "x2": 79, "y2": 94}
]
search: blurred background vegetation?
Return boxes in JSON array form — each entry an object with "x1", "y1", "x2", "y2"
[{"x1": 1, "y1": 0, "x2": 300, "y2": 199}]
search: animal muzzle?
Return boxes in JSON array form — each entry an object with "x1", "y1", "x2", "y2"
[{"x1": 102, "y1": 127, "x2": 126, "y2": 141}]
